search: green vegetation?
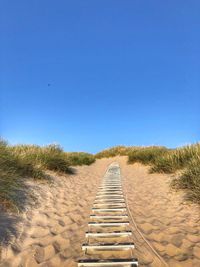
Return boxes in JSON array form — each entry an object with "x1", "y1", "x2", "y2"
[
  {"x1": 130, "y1": 143, "x2": 200, "y2": 203},
  {"x1": 10, "y1": 144, "x2": 95, "y2": 172},
  {"x1": 0, "y1": 140, "x2": 45, "y2": 211},
  {"x1": 151, "y1": 144, "x2": 200, "y2": 173},
  {"x1": 172, "y1": 156, "x2": 200, "y2": 202},
  {"x1": 95, "y1": 145, "x2": 140, "y2": 158},
  {"x1": 11, "y1": 144, "x2": 71, "y2": 173},
  {"x1": 150, "y1": 143, "x2": 200, "y2": 203},
  {"x1": 95, "y1": 145, "x2": 169, "y2": 162},
  {"x1": 96, "y1": 143, "x2": 200, "y2": 203},
  {"x1": 128, "y1": 146, "x2": 168, "y2": 165},
  {"x1": 65, "y1": 152, "x2": 95, "y2": 166},
  {"x1": 2, "y1": 138, "x2": 200, "y2": 209},
  {"x1": 0, "y1": 140, "x2": 95, "y2": 211}
]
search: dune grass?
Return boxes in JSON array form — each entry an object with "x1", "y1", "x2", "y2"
[
  {"x1": 0, "y1": 140, "x2": 95, "y2": 211},
  {"x1": 96, "y1": 143, "x2": 200, "y2": 203},
  {"x1": 129, "y1": 143, "x2": 200, "y2": 203},
  {"x1": 150, "y1": 144, "x2": 200, "y2": 173},
  {"x1": 65, "y1": 152, "x2": 95, "y2": 166},
  {"x1": 128, "y1": 146, "x2": 169, "y2": 165},
  {"x1": 10, "y1": 144, "x2": 95, "y2": 171},
  {"x1": 2, "y1": 139, "x2": 200, "y2": 207},
  {"x1": 128, "y1": 143, "x2": 200, "y2": 203},
  {"x1": 11, "y1": 144, "x2": 71, "y2": 173},
  {"x1": 150, "y1": 143, "x2": 200, "y2": 203},
  {"x1": 0, "y1": 140, "x2": 46, "y2": 211},
  {"x1": 95, "y1": 145, "x2": 141, "y2": 159},
  {"x1": 172, "y1": 156, "x2": 200, "y2": 202}
]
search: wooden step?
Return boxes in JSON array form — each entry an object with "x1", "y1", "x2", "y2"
[
  {"x1": 78, "y1": 258, "x2": 138, "y2": 266},
  {"x1": 90, "y1": 215, "x2": 128, "y2": 219},
  {"x1": 82, "y1": 242, "x2": 135, "y2": 250},
  {"x1": 94, "y1": 200, "x2": 125, "y2": 204},
  {"x1": 85, "y1": 231, "x2": 132, "y2": 237},
  {"x1": 93, "y1": 203, "x2": 126, "y2": 208},
  {"x1": 92, "y1": 208, "x2": 127, "y2": 212},
  {"x1": 88, "y1": 221, "x2": 129, "y2": 226}
]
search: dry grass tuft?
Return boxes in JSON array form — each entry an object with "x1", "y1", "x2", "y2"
[
  {"x1": 96, "y1": 143, "x2": 200, "y2": 203},
  {"x1": 0, "y1": 140, "x2": 95, "y2": 211}
]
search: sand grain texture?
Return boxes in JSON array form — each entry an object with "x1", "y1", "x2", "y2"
[
  {"x1": 0, "y1": 156, "x2": 200, "y2": 267},
  {"x1": 119, "y1": 157, "x2": 200, "y2": 267}
]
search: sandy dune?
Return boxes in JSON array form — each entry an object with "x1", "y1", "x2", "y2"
[
  {"x1": 119, "y1": 157, "x2": 200, "y2": 267},
  {"x1": 0, "y1": 157, "x2": 200, "y2": 267}
]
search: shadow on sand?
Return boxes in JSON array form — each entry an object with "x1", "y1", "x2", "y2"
[
  {"x1": 67, "y1": 167, "x2": 77, "y2": 175},
  {"x1": 0, "y1": 179, "x2": 32, "y2": 245},
  {"x1": 0, "y1": 211, "x2": 21, "y2": 245}
]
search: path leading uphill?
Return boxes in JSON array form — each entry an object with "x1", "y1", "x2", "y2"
[
  {"x1": 0, "y1": 157, "x2": 200, "y2": 267},
  {"x1": 78, "y1": 162, "x2": 139, "y2": 267},
  {"x1": 78, "y1": 162, "x2": 166, "y2": 267}
]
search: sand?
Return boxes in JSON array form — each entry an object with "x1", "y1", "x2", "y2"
[
  {"x1": 119, "y1": 157, "x2": 200, "y2": 267},
  {"x1": 0, "y1": 156, "x2": 200, "y2": 267}
]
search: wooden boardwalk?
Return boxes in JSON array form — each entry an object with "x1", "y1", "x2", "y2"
[{"x1": 78, "y1": 163, "x2": 138, "y2": 267}]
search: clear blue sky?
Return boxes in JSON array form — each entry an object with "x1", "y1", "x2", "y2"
[{"x1": 1, "y1": 1, "x2": 200, "y2": 153}]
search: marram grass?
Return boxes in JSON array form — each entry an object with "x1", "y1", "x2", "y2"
[
  {"x1": 0, "y1": 140, "x2": 95, "y2": 211},
  {"x1": 128, "y1": 146, "x2": 169, "y2": 165},
  {"x1": 151, "y1": 143, "x2": 200, "y2": 173},
  {"x1": 96, "y1": 143, "x2": 200, "y2": 203},
  {"x1": 172, "y1": 156, "x2": 200, "y2": 203},
  {"x1": 95, "y1": 145, "x2": 147, "y2": 159}
]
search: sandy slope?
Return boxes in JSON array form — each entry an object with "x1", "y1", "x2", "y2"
[
  {"x1": 119, "y1": 157, "x2": 200, "y2": 267},
  {"x1": 0, "y1": 157, "x2": 200, "y2": 267}
]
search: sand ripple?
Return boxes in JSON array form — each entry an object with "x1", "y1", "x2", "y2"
[{"x1": 0, "y1": 156, "x2": 200, "y2": 267}]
